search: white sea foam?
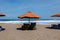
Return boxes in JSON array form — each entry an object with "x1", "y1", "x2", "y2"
[{"x1": 0, "y1": 20, "x2": 60, "y2": 25}]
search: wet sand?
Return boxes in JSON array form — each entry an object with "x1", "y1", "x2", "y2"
[{"x1": 0, "y1": 23, "x2": 60, "y2": 40}]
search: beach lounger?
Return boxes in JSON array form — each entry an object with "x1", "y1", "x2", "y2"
[
  {"x1": 21, "y1": 23, "x2": 30, "y2": 30},
  {"x1": 28, "y1": 23, "x2": 36, "y2": 30},
  {"x1": 17, "y1": 23, "x2": 30, "y2": 30},
  {"x1": 58, "y1": 24, "x2": 60, "y2": 29},
  {"x1": 0, "y1": 26, "x2": 5, "y2": 31},
  {"x1": 46, "y1": 24, "x2": 60, "y2": 29},
  {"x1": 51, "y1": 24, "x2": 58, "y2": 29}
]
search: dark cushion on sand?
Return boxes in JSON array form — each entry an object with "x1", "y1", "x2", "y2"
[
  {"x1": 21, "y1": 23, "x2": 30, "y2": 30},
  {"x1": 51, "y1": 24, "x2": 58, "y2": 29},
  {"x1": 28, "y1": 23, "x2": 36, "y2": 30},
  {"x1": 0, "y1": 26, "x2": 5, "y2": 31},
  {"x1": 17, "y1": 23, "x2": 30, "y2": 30},
  {"x1": 58, "y1": 24, "x2": 60, "y2": 28}
]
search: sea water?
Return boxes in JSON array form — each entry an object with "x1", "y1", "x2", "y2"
[{"x1": 0, "y1": 19, "x2": 60, "y2": 25}]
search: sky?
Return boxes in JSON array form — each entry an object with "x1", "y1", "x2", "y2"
[{"x1": 0, "y1": 0, "x2": 60, "y2": 19}]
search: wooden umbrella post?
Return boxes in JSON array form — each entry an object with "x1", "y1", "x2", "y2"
[{"x1": 29, "y1": 18, "x2": 30, "y2": 24}]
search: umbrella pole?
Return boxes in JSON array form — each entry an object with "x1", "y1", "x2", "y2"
[{"x1": 29, "y1": 18, "x2": 30, "y2": 24}]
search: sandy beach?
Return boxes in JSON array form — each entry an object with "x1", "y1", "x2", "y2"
[{"x1": 0, "y1": 23, "x2": 60, "y2": 40}]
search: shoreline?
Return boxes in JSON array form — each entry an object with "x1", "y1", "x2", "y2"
[{"x1": 0, "y1": 20, "x2": 60, "y2": 24}]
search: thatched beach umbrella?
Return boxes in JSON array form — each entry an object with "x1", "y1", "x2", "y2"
[
  {"x1": 0, "y1": 13, "x2": 5, "y2": 17},
  {"x1": 18, "y1": 11, "x2": 40, "y2": 23},
  {"x1": 51, "y1": 12, "x2": 60, "y2": 29},
  {"x1": 51, "y1": 12, "x2": 60, "y2": 17},
  {"x1": 51, "y1": 12, "x2": 60, "y2": 20},
  {"x1": 0, "y1": 13, "x2": 5, "y2": 30}
]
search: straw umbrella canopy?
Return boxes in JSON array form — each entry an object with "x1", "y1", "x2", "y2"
[
  {"x1": 51, "y1": 12, "x2": 60, "y2": 17},
  {"x1": 51, "y1": 12, "x2": 60, "y2": 20},
  {"x1": 0, "y1": 13, "x2": 5, "y2": 17},
  {"x1": 18, "y1": 11, "x2": 40, "y2": 23},
  {"x1": 0, "y1": 13, "x2": 6, "y2": 17}
]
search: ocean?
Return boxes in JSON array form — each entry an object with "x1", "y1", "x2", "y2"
[{"x1": 0, "y1": 19, "x2": 60, "y2": 25}]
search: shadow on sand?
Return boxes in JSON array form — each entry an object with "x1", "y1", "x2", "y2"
[{"x1": 46, "y1": 27, "x2": 60, "y2": 30}]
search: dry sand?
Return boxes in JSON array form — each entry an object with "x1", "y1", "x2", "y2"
[{"x1": 0, "y1": 23, "x2": 60, "y2": 40}]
